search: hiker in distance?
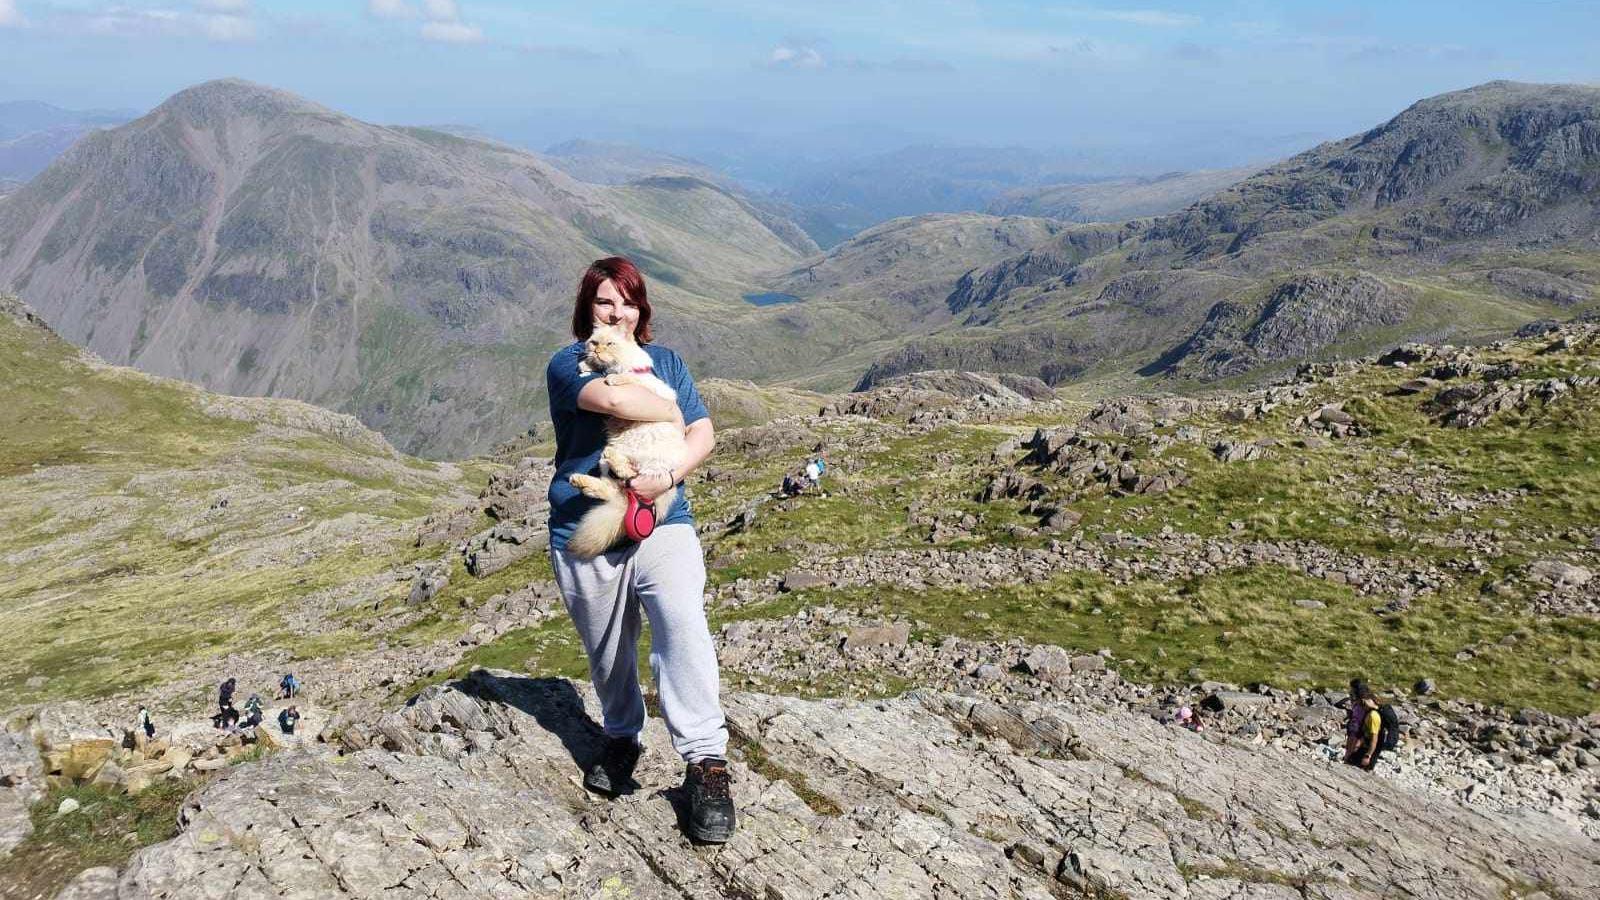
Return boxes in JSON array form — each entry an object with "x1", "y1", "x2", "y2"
[
  {"x1": 1341, "y1": 679, "x2": 1401, "y2": 770},
  {"x1": 544, "y1": 256, "x2": 735, "y2": 843}
]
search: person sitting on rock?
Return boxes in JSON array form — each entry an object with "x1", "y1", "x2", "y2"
[
  {"x1": 243, "y1": 695, "x2": 264, "y2": 729},
  {"x1": 214, "y1": 701, "x2": 240, "y2": 730},
  {"x1": 278, "y1": 705, "x2": 300, "y2": 735},
  {"x1": 1176, "y1": 705, "x2": 1204, "y2": 732}
]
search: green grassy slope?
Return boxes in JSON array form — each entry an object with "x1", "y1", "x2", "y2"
[{"x1": 0, "y1": 298, "x2": 482, "y2": 702}]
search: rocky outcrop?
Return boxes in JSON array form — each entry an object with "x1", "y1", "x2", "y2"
[
  {"x1": 0, "y1": 726, "x2": 45, "y2": 858},
  {"x1": 1162, "y1": 273, "x2": 1413, "y2": 379},
  {"x1": 829, "y1": 370, "x2": 1056, "y2": 423},
  {"x1": 104, "y1": 670, "x2": 1598, "y2": 898}
]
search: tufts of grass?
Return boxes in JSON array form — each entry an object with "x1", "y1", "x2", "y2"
[
  {"x1": 0, "y1": 779, "x2": 194, "y2": 898},
  {"x1": 780, "y1": 563, "x2": 1600, "y2": 714},
  {"x1": 728, "y1": 731, "x2": 843, "y2": 817}
]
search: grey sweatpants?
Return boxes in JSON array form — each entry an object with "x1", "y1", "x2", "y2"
[{"x1": 549, "y1": 524, "x2": 728, "y2": 762}]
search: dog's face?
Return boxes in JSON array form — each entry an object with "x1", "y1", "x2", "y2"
[{"x1": 582, "y1": 323, "x2": 633, "y2": 372}]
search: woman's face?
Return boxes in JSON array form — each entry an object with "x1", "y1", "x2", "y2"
[{"x1": 591, "y1": 278, "x2": 641, "y2": 338}]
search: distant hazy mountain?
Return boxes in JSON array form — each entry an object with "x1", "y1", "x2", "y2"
[
  {"x1": 541, "y1": 140, "x2": 818, "y2": 258},
  {"x1": 0, "y1": 101, "x2": 132, "y2": 180},
  {"x1": 856, "y1": 81, "x2": 1600, "y2": 388},
  {"x1": 0, "y1": 100, "x2": 132, "y2": 140},
  {"x1": 773, "y1": 146, "x2": 1115, "y2": 237},
  {"x1": 985, "y1": 166, "x2": 1260, "y2": 223},
  {"x1": 0, "y1": 80, "x2": 822, "y2": 458},
  {"x1": 542, "y1": 138, "x2": 730, "y2": 187},
  {"x1": 766, "y1": 214, "x2": 1070, "y2": 326}
]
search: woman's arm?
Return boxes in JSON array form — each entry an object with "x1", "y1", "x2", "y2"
[
  {"x1": 678, "y1": 418, "x2": 715, "y2": 479},
  {"x1": 577, "y1": 379, "x2": 683, "y2": 423}
]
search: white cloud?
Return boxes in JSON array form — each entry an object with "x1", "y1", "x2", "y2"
[
  {"x1": 201, "y1": 12, "x2": 254, "y2": 41},
  {"x1": 367, "y1": 0, "x2": 414, "y2": 18},
  {"x1": 1062, "y1": 7, "x2": 1200, "y2": 28},
  {"x1": 768, "y1": 43, "x2": 824, "y2": 69},
  {"x1": 421, "y1": 0, "x2": 458, "y2": 21},
  {"x1": 83, "y1": 7, "x2": 184, "y2": 37},
  {"x1": 66, "y1": 2, "x2": 254, "y2": 41},
  {"x1": 0, "y1": 0, "x2": 24, "y2": 28},
  {"x1": 195, "y1": 0, "x2": 254, "y2": 41},
  {"x1": 420, "y1": 20, "x2": 482, "y2": 43}
]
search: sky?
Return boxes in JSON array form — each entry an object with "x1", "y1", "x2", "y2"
[{"x1": 1, "y1": 1, "x2": 1597, "y2": 172}]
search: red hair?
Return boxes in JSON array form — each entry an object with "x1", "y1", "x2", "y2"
[{"x1": 572, "y1": 256, "x2": 652, "y2": 343}]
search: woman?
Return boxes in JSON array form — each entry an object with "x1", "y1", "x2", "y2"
[{"x1": 544, "y1": 256, "x2": 734, "y2": 843}]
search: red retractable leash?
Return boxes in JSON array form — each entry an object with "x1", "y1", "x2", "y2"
[{"x1": 622, "y1": 487, "x2": 656, "y2": 542}]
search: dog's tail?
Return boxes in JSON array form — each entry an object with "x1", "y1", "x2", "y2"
[{"x1": 566, "y1": 478, "x2": 626, "y2": 558}]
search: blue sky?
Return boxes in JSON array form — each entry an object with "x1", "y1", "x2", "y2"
[{"x1": 1, "y1": 1, "x2": 1597, "y2": 170}]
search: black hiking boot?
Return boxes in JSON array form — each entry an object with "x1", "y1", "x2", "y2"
[
  {"x1": 583, "y1": 735, "x2": 642, "y2": 796},
  {"x1": 684, "y1": 757, "x2": 736, "y2": 843}
]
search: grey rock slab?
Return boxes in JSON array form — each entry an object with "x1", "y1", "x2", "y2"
[
  {"x1": 840, "y1": 622, "x2": 910, "y2": 651},
  {"x1": 1204, "y1": 690, "x2": 1275, "y2": 712},
  {"x1": 779, "y1": 570, "x2": 828, "y2": 592},
  {"x1": 113, "y1": 673, "x2": 1599, "y2": 899},
  {"x1": 56, "y1": 866, "x2": 120, "y2": 900},
  {"x1": 0, "y1": 727, "x2": 45, "y2": 857}
]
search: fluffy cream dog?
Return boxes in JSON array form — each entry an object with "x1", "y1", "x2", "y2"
[{"x1": 565, "y1": 324, "x2": 687, "y2": 557}]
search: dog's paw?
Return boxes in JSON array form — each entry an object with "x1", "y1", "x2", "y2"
[
  {"x1": 602, "y1": 447, "x2": 638, "y2": 479},
  {"x1": 568, "y1": 473, "x2": 608, "y2": 497}
]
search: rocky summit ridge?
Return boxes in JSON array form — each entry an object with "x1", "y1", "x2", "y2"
[
  {"x1": 7, "y1": 669, "x2": 1594, "y2": 899},
  {"x1": 858, "y1": 80, "x2": 1600, "y2": 388}
]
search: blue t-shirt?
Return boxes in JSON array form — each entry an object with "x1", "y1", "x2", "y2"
[{"x1": 545, "y1": 341, "x2": 709, "y2": 553}]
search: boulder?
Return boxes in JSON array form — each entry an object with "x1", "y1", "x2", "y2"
[
  {"x1": 1070, "y1": 654, "x2": 1107, "y2": 673},
  {"x1": 1201, "y1": 691, "x2": 1273, "y2": 713},
  {"x1": 1020, "y1": 645, "x2": 1074, "y2": 681},
  {"x1": 464, "y1": 522, "x2": 545, "y2": 577},
  {"x1": 780, "y1": 570, "x2": 828, "y2": 592},
  {"x1": 122, "y1": 761, "x2": 173, "y2": 795},
  {"x1": 1042, "y1": 508, "x2": 1082, "y2": 531},
  {"x1": 55, "y1": 739, "x2": 116, "y2": 781},
  {"x1": 55, "y1": 866, "x2": 119, "y2": 900},
  {"x1": 89, "y1": 759, "x2": 126, "y2": 790},
  {"x1": 1395, "y1": 377, "x2": 1440, "y2": 395},
  {"x1": 1528, "y1": 559, "x2": 1592, "y2": 588},
  {"x1": 840, "y1": 622, "x2": 911, "y2": 652}
]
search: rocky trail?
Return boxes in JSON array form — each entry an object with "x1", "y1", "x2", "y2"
[{"x1": 20, "y1": 669, "x2": 1598, "y2": 899}]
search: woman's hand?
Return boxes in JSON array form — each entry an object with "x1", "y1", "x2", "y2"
[{"x1": 626, "y1": 469, "x2": 677, "y2": 502}]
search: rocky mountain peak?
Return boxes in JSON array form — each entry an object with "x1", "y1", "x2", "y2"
[{"x1": 150, "y1": 77, "x2": 340, "y2": 129}]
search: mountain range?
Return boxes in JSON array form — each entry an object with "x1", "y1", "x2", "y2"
[
  {"x1": 2, "y1": 79, "x2": 1597, "y2": 457},
  {"x1": 0, "y1": 80, "x2": 839, "y2": 457},
  {"x1": 854, "y1": 80, "x2": 1600, "y2": 388}
]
